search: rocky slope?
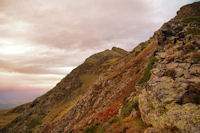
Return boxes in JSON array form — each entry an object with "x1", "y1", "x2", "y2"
[{"x1": 0, "y1": 2, "x2": 200, "y2": 133}]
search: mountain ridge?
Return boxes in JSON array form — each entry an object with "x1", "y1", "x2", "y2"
[{"x1": 0, "y1": 1, "x2": 200, "y2": 133}]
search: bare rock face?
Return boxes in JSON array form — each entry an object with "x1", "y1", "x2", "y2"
[
  {"x1": 0, "y1": 47, "x2": 129, "y2": 133},
  {"x1": 1, "y1": 2, "x2": 200, "y2": 133},
  {"x1": 144, "y1": 127, "x2": 159, "y2": 133},
  {"x1": 139, "y1": 2, "x2": 200, "y2": 132},
  {"x1": 175, "y1": 2, "x2": 200, "y2": 19}
]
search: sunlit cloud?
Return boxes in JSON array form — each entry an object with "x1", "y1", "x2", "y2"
[
  {"x1": 0, "y1": 0, "x2": 198, "y2": 107},
  {"x1": 0, "y1": 40, "x2": 32, "y2": 55}
]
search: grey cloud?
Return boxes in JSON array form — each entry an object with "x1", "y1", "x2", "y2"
[
  {"x1": 0, "y1": 0, "x2": 198, "y2": 93},
  {"x1": 0, "y1": 0, "x2": 156, "y2": 51}
]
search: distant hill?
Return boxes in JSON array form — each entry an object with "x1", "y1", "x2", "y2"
[
  {"x1": 0, "y1": 104, "x2": 15, "y2": 110},
  {"x1": 0, "y1": 90, "x2": 46, "y2": 110}
]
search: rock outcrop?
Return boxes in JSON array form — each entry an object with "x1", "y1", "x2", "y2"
[
  {"x1": 0, "y1": 1, "x2": 199, "y2": 133},
  {"x1": 139, "y1": 3, "x2": 200, "y2": 133}
]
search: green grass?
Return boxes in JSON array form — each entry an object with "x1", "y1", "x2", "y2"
[
  {"x1": 27, "y1": 119, "x2": 41, "y2": 129},
  {"x1": 107, "y1": 117, "x2": 120, "y2": 124},
  {"x1": 25, "y1": 130, "x2": 33, "y2": 133},
  {"x1": 121, "y1": 99, "x2": 138, "y2": 117},
  {"x1": 123, "y1": 117, "x2": 147, "y2": 129},
  {"x1": 135, "y1": 51, "x2": 141, "y2": 57},
  {"x1": 184, "y1": 17, "x2": 200, "y2": 24},
  {"x1": 0, "y1": 109, "x2": 20, "y2": 128},
  {"x1": 194, "y1": 96, "x2": 200, "y2": 104},
  {"x1": 186, "y1": 28, "x2": 200, "y2": 35},
  {"x1": 136, "y1": 68, "x2": 140, "y2": 74},
  {"x1": 99, "y1": 117, "x2": 120, "y2": 133},
  {"x1": 138, "y1": 57, "x2": 158, "y2": 85},
  {"x1": 123, "y1": 95, "x2": 130, "y2": 105},
  {"x1": 83, "y1": 123, "x2": 99, "y2": 133},
  {"x1": 184, "y1": 17, "x2": 200, "y2": 35}
]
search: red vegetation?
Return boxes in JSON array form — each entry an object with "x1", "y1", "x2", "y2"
[{"x1": 97, "y1": 102, "x2": 122, "y2": 122}]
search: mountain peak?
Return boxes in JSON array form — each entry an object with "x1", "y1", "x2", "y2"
[
  {"x1": 84, "y1": 47, "x2": 128, "y2": 65},
  {"x1": 175, "y1": 1, "x2": 200, "y2": 19},
  {"x1": 111, "y1": 46, "x2": 129, "y2": 55},
  {"x1": 0, "y1": 2, "x2": 200, "y2": 133}
]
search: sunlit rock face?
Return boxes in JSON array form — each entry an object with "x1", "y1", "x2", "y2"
[
  {"x1": 139, "y1": 2, "x2": 200, "y2": 132},
  {"x1": 0, "y1": 1, "x2": 200, "y2": 133}
]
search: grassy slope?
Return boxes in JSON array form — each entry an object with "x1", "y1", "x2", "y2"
[
  {"x1": 0, "y1": 33, "x2": 158, "y2": 133},
  {"x1": 77, "y1": 40, "x2": 158, "y2": 133},
  {"x1": 0, "y1": 109, "x2": 20, "y2": 128},
  {"x1": 0, "y1": 48, "x2": 128, "y2": 133}
]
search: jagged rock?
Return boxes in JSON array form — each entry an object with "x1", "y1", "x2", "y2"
[
  {"x1": 139, "y1": 11, "x2": 200, "y2": 131},
  {"x1": 144, "y1": 127, "x2": 159, "y2": 133},
  {"x1": 184, "y1": 71, "x2": 191, "y2": 79},
  {"x1": 175, "y1": 2, "x2": 200, "y2": 19},
  {"x1": 139, "y1": 3, "x2": 200, "y2": 131},
  {"x1": 178, "y1": 32, "x2": 185, "y2": 39},
  {"x1": 190, "y1": 64, "x2": 200, "y2": 75},
  {"x1": 1, "y1": 2, "x2": 200, "y2": 133}
]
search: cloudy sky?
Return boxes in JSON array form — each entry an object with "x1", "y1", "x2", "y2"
[{"x1": 0, "y1": 0, "x2": 198, "y2": 108}]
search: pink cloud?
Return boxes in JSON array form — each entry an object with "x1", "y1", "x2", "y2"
[{"x1": 0, "y1": 0, "x2": 198, "y2": 108}]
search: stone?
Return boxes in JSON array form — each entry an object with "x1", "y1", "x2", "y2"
[
  {"x1": 144, "y1": 127, "x2": 159, "y2": 133},
  {"x1": 190, "y1": 64, "x2": 200, "y2": 75},
  {"x1": 129, "y1": 110, "x2": 137, "y2": 118},
  {"x1": 178, "y1": 32, "x2": 185, "y2": 39},
  {"x1": 184, "y1": 71, "x2": 191, "y2": 79}
]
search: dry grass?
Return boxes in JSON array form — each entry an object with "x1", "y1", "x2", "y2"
[
  {"x1": 102, "y1": 116, "x2": 147, "y2": 133},
  {"x1": 42, "y1": 99, "x2": 77, "y2": 124},
  {"x1": 191, "y1": 52, "x2": 200, "y2": 63},
  {"x1": 122, "y1": 117, "x2": 147, "y2": 128},
  {"x1": 80, "y1": 74, "x2": 98, "y2": 91},
  {"x1": 0, "y1": 109, "x2": 20, "y2": 128},
  {"x1": 40, "y1": 74, "x2": 98, "y2": 129},
  {"x1": 163, "y1": 69, "x2": 176, "y2": 79},
  {"x1": 184, "y1": 16, "x2": 200, "y2": 24},
  {"x1": 52, "y1": 101, "x2": 76, "y2": 122}
]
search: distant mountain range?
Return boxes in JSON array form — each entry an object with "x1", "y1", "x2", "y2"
[{"x1": 0, "y1": 90, "x2": 46, "y2": 110}]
